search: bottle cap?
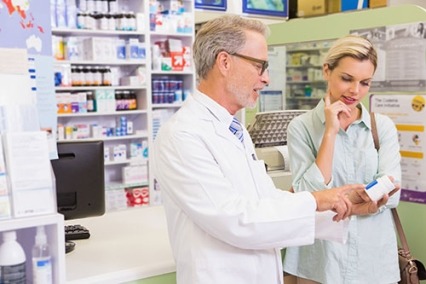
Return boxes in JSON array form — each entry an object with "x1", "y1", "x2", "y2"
[{"x1": 35, "y1": 226, "x2": 47, "y2": 245}]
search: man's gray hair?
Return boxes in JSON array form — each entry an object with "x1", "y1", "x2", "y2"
[{"x1": 193, "y1": 15, "x2": 269, "y2": 80}]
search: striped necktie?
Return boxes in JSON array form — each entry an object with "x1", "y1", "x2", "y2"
[{"x1": 229, "y1": 117, "x2": 244, "y2": 143}]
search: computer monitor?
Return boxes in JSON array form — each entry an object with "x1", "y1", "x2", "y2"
[{"x1": 50, "y1": 140, "x2": 105, "y2": 220}]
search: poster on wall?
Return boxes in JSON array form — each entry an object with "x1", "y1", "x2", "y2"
[
  {"x1": 351, "y1": 22, "x2": 426, "y2": 92},
  {"x1": 242, "y1": 0, "x2": 288, "y2": 18},
  {"x1": 195, "y1": 0, "x2": 227, "y2": 11},
  {"x1": 370, "y1": 94, "x2": 426, "y2": 204},
  {"x1": 0, "y1": 0, "x2": 57, "y2": 158}
]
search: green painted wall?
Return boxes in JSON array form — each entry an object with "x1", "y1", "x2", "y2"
[
  {"x1": 125, "y1": 272, "x2": 176, "y2": 284},
  {"x1": 266, "y1": 4, "x2": 426, "y2": 268}
]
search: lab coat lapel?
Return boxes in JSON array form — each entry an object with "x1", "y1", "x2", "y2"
[
  {"x1": 213, "y1": 119, "x2": 245, "y2": 149},
  {"x1": 192, "y1": 92, "x2": 245, "y2": 149}
]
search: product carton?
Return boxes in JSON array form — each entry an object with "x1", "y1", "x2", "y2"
[
  {"x1": 369, "y1": 0, "x2": 387, "y2": 8},
  {"x1": 122, "y1": 164, "x2": 148, "y2": 184},
  {"x1": 125, "y1": 186, "x2": 149, "y2": 206},
  {"x1": 291, "y1": 0, "x2": 326, "y2": 18},
  {"x1": 340, "y1": 0, "x2": 368, "y2": 11}
]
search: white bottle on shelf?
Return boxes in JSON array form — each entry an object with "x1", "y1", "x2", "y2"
[
  {"x1": 32, "y1": 225, "x2": 53, "y2": 284},
  {"x1": 0, "y1": 230, "x2": 27, "y2": 283}
]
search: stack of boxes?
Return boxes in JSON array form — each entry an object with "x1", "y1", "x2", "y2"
[
  {"x1": 152, "y1": 38, "x2": 192, "y2": 72},
  {"x1": 289, "y1": 0, "x2": 387, "y2": 18}
]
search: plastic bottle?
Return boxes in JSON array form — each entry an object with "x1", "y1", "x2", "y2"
[
  {"x1": 102, "y1": 66, "x2": 112, "y2": 86},
  {"x1": 0, "y1": 230, "x2": 26, "y2": 284},
  {"x1": 87, "y1": 91, "x2": 96, "y2": 112},
  {"x1": 365, "y1": 175, "x2": 395, "y2": 202},
  {"x1": 32, "y1": 226, "x2": 53, "y2": 284},
  {"x1": 304, "y1": 84, "x2": 312, "y2": 97}
]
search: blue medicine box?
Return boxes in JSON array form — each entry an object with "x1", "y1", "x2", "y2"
[{"x1": 341, "y1": 0, "x2": 369, "y2": 11}]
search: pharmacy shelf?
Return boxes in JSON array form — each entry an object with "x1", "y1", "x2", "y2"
[
  {"x1": 51, "y1": 27, "x2": 145, "y2": 37},
  {"x1": 106, "y1": 181, "x2": 149, "y2": 191},
  {"x1": 55, "y1": 59, "x2": 147, "y2": 66},
  {"x1": 151, "y1": 70, "x2": 194, "y2": 75},
  {"x1": 55, "y1": 85, "x2": 147, "y2": 91},
  {"x1": 52, "y1": 0, "x2": 195, "y2": 211},
  {"x1": 57, "y1": 133, "x2": 149, "y2": 143},
  {"x1": 58, "y1": 110, "x2": 147, "y2": 117},
  {"x1": 105, "y1": 158, "x2": 147, "y2": 166}
]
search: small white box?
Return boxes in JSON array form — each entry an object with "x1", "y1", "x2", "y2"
[
  {"x1": 95, "y1": 90, "x2": 107, "y2": 113},
  {"x1": 122, "y1": 165, "x2": 148, "y2": 184},
  {"x1": 127, "y1": 121, "x2": 133, "y2": 135},
  {"x1": 365, "y1": 176, "x2": 394, "y2": 201},
  {"x1": 105, "y1": 89, "x2": 116, "y2": 112},
  {"x1": 113, "y1": 144, "x2": 127, "y2": 161},
  {"x1": 130, "y1": 142, "x2": 142, "y2": 159},
  {"x1": 91, "y1": 124, "x2": 102, "y2": 138},
  {"x1": 82, "y1": 37, "x2": 116, "y2": 61},
  {"x1": 120, "y1": 76, "x2": 143, "y2": 86},
  {"x1": 126, "y1": 39, "x2": 146, "y2": 59},
  {"x1": 136, "y1": 13, "x2": 145, "y2": 31},
  {"x1": 77, "y1": 92, "x2": 87, "y2": 113},
  {"x1": 104, "y1": 146, "x2": 110, "y2": 161}
]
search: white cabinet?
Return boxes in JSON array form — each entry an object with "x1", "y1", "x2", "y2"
[
  {"x1": 52, "y1": 0, "x2": 195, "y2": 210},
  {"x1": 0, "y1": 214, "x2": 65, "y2": 283}
]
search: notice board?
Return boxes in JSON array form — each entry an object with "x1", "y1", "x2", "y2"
[{"x1": 370, "y1": 94, "x2": 426, "y2": 204}]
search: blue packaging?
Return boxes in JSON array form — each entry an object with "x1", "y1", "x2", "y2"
[{"x1": 341, "y1": 0, "x2": 368, "y2": 11}]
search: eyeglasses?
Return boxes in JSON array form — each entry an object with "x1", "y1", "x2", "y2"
[{"x1": 230, "y1": 52, "x2": 269, "y2": 76}]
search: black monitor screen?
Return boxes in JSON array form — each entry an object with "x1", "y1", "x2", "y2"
[{"x1": 51, "y1": 140, "x2": 105, "y2": 220}]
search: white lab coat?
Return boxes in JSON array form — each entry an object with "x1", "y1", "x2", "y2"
[{"x1": 153, "y1": 91, "x2": 320, "y2": 284}]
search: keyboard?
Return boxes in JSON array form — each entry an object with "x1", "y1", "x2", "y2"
[{"x1": 65, "y1": 224, "x2": 91, "y2": 241}]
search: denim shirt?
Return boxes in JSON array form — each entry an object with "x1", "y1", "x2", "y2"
[{"x1": 283, "y1": 99, "x2": 401, "y2": 284}]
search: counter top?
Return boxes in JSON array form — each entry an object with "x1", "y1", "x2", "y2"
[{"x1": 65, "y1": 205, "x2": 175, "y2": 283}]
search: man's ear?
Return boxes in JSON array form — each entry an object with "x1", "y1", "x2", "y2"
[{"x1": 216, "y1": 51, "x2": 232, "y2": 75}]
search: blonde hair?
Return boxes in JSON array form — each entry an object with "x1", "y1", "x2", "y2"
[
  {"x1": 193, "y1": 15, "x2": 269, "y2": 80},
  {"x1": 324, "y1": 35, "x2": 377, "y2": 71}
]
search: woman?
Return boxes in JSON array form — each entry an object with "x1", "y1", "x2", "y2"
[{"x1": 283, "y1": 35, "x2": 402, "y2": 284}]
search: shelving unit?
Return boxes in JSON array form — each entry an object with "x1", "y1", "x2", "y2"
[
  {"x1": 52, "y1": 0, "x2": 195, "y2": 210},
  {"x1": 0, "y1": 214, "x2": 66, "y2": 283},
  {"x1": 148, "y1": 1, "x2": 195, "y2": 205},
  {"x1": 284, "y1": 40, "x2": 333, "y2": 109}
]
